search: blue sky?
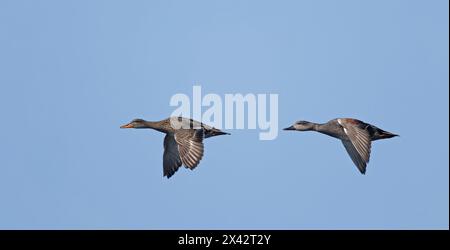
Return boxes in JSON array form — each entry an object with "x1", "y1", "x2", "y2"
[{"x1": 0, "y1": 0, "x2": 448, "y2": 229}]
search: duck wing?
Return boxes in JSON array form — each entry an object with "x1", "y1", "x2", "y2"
[
  {"x1": 163, "y1": 134, "x2": 183, "y2": 178},
  {"x1": 338, "y1": 121, "x2": 372, "y2": 174},
  {"x1": 174, "y1": 129, "x2": 205, "y2": 169}
]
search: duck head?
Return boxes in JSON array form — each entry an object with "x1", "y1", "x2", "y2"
[
  {"x1": 283, "y1": 121, "x2": 315, "y2": 131},
  {"x1": 120, "y1": 119, "x2": 148, "y2": 129}
]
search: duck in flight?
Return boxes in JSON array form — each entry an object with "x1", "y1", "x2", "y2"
[
  {"x1": 121, "y1": 117, "x2": 229, "y2": 178},
  {"x1": 283, "y1": 118, "x2": 398, "y2": 174}
]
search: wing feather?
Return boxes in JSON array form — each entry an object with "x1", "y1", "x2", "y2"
[
  {"x1": 174, "y1": 129, "x2": 205, "y2": 169},
  {"x1": 163, "y1": 134, "x2": 183, "y2": 178},
  {"x1": 338, "y1": 120, "x2": 372, "y2": 174}
]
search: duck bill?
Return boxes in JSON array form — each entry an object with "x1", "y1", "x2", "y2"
[
  {"x1": 283, "y1": 126, "x2": 295, "y2": 131},
  {"x1": 120, "y1": 123, "x2": 134, "y2": 129}
]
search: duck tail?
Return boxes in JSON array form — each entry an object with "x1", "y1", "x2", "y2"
[
  {"x1": 204, "y1": 129, "x2": 230, "y2": 138},
  {"x1": 374, "y1": 129, "x2": 399, "y2": 140}
]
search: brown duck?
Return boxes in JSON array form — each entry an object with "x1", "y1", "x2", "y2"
[
  {"x1": 284, "y1": 118, "x2": 398, "y2": 174},
  {"x1": 121, "y1": 117, "x2": 229, "y2": 178}
]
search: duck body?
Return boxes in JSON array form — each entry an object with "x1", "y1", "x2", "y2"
[
  {"x1": 121, "y1": 117, "x2": 229, "y2": 178},
  {"x1": 284, "y1": 118, "x2": 398, "y2": 174},
  {"x1": 315, "y1": 118, "x2": 397, "y2": 141}
]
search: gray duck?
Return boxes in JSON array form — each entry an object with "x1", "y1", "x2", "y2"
[
  {"x1": 121, "y1": 117, "x2": 229, "y2": 178},
  {"x1": 284, "y1": 118, "x2": 398, "y2": 174}
]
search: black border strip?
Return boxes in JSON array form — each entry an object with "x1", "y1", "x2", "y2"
[{"x1": 0, "y1": 230, "x2": 447, "y2": 248}]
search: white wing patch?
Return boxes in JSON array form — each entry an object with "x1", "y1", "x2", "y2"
[{"x1": 337, "y1": 119, "x2": 347, "y2": 134}]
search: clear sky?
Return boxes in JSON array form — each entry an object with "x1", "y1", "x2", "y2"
[{"x1": 0, "y1": 0, "x2": 448, "y2": 229}]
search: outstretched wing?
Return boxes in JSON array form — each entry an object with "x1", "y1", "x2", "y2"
[
  {"x1": 163, "y1": 134, "x2": 183, "y2": 178},
  {"x1": 338, "y1": 120, "x2": 372, "y2": 174},
  {"x1": 174, "y1": 129, "x2": 205, "y2": 169}
]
